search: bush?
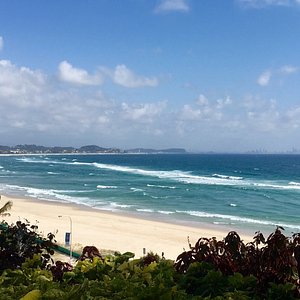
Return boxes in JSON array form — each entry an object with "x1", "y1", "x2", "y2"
[
  {"x1": 0, "y1": 221, "x2": 299, "y2": 299},
  {"x1": 174, "y1": 227, "x2": 300, "y2": 298},
  {"x1": 0, "y1": 221, "x2": 55, "y2": 273}
]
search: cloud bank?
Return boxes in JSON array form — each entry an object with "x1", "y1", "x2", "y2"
[{"x1": 1, "y1": 59, "x2": 300, "y2": 151}]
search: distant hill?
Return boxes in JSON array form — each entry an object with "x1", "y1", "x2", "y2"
[
  {"x1": 0, "y1": 144, "x2": 122, "y2": 154},
  {"x1": 79, "y1": 145, "x2": 121, "y2": 153}
]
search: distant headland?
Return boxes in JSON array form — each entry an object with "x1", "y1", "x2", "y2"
[{"x1": 0, "y1": 144, "x2": 187, "y2": 155}]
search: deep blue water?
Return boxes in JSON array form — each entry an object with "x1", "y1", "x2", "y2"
[{"x1": 0, "y1": 154, "x2": 299, "y2": 235}]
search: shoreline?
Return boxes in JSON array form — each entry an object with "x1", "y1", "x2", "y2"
[{"x1": 1, "y1": 194, "x2": 254, "y2": 260}]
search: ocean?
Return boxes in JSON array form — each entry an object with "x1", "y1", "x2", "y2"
[{"x1": 0, "y1": 154, "x2": 299, "y2": 236}]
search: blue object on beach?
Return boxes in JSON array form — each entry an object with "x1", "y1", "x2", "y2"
[{"x1": 65, "y1": 232, "x2": 71, "y2": 246}]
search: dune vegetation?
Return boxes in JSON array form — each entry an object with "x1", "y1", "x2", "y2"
[{"x1": 0, "y1": 219, "x2": 299, "y2": 299}]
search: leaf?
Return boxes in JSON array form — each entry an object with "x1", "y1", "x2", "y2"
[
  {"x1": 42, "y1": 288, "x2": 66, "y2": 299},
  {"x1": 20, "y1": 289, "x2": 41, "y2": 300}
]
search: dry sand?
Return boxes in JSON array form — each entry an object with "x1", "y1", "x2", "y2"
[{"x1": 1, "y1": 195, "x2": 252, "y2": 259}]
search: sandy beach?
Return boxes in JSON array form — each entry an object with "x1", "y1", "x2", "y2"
[{"x1": 1, "y1": 195, "x2": 252, "y2": 260}]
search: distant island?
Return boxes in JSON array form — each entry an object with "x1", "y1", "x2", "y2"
[{"x1": 0, "y1": 144, "x2": 187, "y2": 155}]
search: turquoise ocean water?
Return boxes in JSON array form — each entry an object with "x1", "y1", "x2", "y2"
[{"x1": 0, "y1": 154, "x2": 299, "y2": 235}]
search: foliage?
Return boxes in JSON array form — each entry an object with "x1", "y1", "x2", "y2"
[
  {"x1": 0, "y1": 220, "x2": 55, "y2": 273},
  {"x1": 0, "y1": 199, "x2": 12, "y2": 217},
  {"x1": 174, "y1": 227, "x2": 300, "y2": 298},
  {"x1": 78, "y1": 245, "x2": 103, "y2": 262},
  {"x1": 0, "y1": 221, "x2": 299, "y2": 299},
  {"x1": 138, "y1": 251, "x2": 161, "y2": 267}
]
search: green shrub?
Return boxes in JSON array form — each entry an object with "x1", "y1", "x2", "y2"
[{"x1": 0, "y1": 221, "x2": 299, "y2": 299}]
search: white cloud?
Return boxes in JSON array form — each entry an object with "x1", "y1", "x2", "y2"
[
  {"x1": 257, "y1": 65, "x2": 298, "y2": 86},
  {"x1": 246, "y1": 108, "x2": 279, "y2": 132},
  {"x1": 121, "y1": 101, "x2": 166, "y2": 122},
  {"x1": 155, "y1": 0, "x2": 189, "y2": 13},
  {"x1": 0, "y1": 60, "x2": 46, "y2": 102},
  {"x1": 58, "y1": 60, "x2": 102, "y2": 86},
  {"x1": 109, "y1": 64, "x2": 158, "y2": 88},
  {"x1": 180, "y1": 95, "x2": 232, "y2": 122},
  {"x1": 181, "y1": 105, "x2": 204, "y2": 121},
  {"x1": 0, "y1": 59, "x2": 165, "y2": 146},
  {"x1": 284, "y1": 106, "x2": 300, "y2": 129},
  {"x1": 279, "y1": 65, "x2": 298, "y2": 74},
  {"x1": 238, "y1": 0, "x2": 300, "y2": 8},
  {"x1": 216, "y1": 96, "x2": 232, "y2": 109},
  {"x1": 0, "y1": 36, "x2": 3, "y2": 51},
  {"x1": 0, "y1": 59, "x2": 114, "y2": 143},
  {"x1": 257, "y1": 70, "x2": 271, "y2": 86},
  {"x1": 197, "y1": 94, "x2": 209, "y2": 106},
  {"x1": 1, "y1": 58, "x2": 300, "y2": 151}
]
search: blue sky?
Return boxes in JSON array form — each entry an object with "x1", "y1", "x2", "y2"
[{"x1": 0, "y1": 0, "x2": 299, "y2": 152}]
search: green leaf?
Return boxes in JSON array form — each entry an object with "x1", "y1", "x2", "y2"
[
  {"x1": 20, "y1": 289, "x2": 41, "y2": 300},
  {"x1": 42, "y1": 288, "x2": 66, "y2": 300}
]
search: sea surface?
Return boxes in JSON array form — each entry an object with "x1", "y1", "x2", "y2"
[{"x1": 0, "y1": 154, "x2": 299, "y2": 236}]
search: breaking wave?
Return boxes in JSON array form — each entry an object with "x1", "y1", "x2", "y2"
[
  {"x1": 96, "y1": 185, "x2": 117, "y2": 189},
  {"x1": 17, "y1": 157, "x2": 300, "y2": 191},
  {"x1": 147, "y1": 184, "x2": 176, "y2": 189},
  {"x1": 176, "y1": 210, "x2": 300, "y2": 230},
  {"x1": 4, "y1": 184, "x2": 90, "y2": 204},
  {"x1": 212, "y1": 174, "x2": 243, "y2": 180}
]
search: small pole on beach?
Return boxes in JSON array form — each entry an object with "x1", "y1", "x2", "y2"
[{"x1": 58, "y1": 215, "x2": 73, "y2": 263}]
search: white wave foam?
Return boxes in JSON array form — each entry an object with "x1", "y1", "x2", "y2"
[
  {"x1": 147, "y1": 184, "x2": 176, "y2": 189},
  {"x1": 212, "y1": 174, "x2": 243, "y2": 180},
  {"x1": 136, "y1": 208, "x2": 154, "y2": 213},
  {"x1": 230, "y1": 203, "x2": 237, "y2": 207},
  {"x1": 67, "y1": 189, "x2": 95, "y2": 193},
  {"x1": 0, "y1": 165, "x2": 3, "y2": 169},
  {"x1": 17, "y1": 157, "x2": 300, "y2": 191},
  {"x1": 176, "y1": 210, "x2": 300, "y2": 230},
  {"x1": 89, "y1": 162, "x2": 246, "y2": 186},
  {"x1": 213, "y1": 221, "x2": 228, "y2": 225},
  {"x1": 5, "y1": 184, "x2": 89, "y2": 203},
  {"x1": 17, "y1": 157, "x2": 58, "y2": 164},
  {"x1": 289, "y1": 181, "x2": 300, "y2": 186},
  {"x1": 4, "y1": 170, "x2": 16, "y2": 174},
  {"x1": 252, "y1": 182, "x2": 300, "y2": 190},
  {"x1": 110, "y1": 202, "x2": 132, "y2": 208},
  {"x1": 158, "y1": 210, "x2": 175, "y2": 215},
  {"x1": 47, "y1": 171, "x2": 60, "y2": 175},
  {"x1": 97, "y1": 185, "x2": 117, "y2": 189},
  {"x1": 130, "y1": 187, "x2": 144, "y2": 192}
]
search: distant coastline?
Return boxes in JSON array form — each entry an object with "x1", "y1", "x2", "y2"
[
  {"x1": 1, "y1": 144, "x2": 300, "y2": 155},
  {"x1": 0, "y1": 144, "x2": 187, "y2": 155}
]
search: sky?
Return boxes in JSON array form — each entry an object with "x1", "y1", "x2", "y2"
[{"x1": 0, "y1": 0, "x2": 299, "y2": 152}]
